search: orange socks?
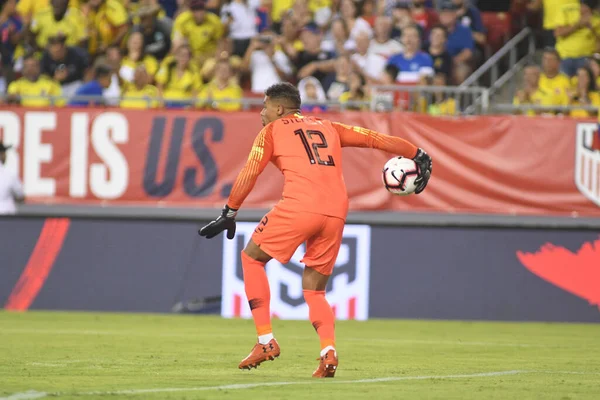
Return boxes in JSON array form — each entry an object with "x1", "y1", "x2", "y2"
[
  {"x1": 241, "y1": 252, "x2": 335, "y2": 350},
  {"x1": 303, "y1": 289, "x2": 336, "y2": 350},
  {"x1": 241, "y1": 251, "x2": 272, "y2": 337}
]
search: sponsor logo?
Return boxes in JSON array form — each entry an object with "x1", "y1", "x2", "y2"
[
  {"x1": 516, "y1": 238, "x2": 600, "y2": 311},
  {"x1": 221, "y1": 223, "x2": 371, "y2": 320},
  {"x1": 575, "y1": 123, "x2": 600, "y2": 207}
]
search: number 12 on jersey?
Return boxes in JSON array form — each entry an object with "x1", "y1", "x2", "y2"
[{"x1": 294, "y1": 129, "x2": 336, "y2": 166}]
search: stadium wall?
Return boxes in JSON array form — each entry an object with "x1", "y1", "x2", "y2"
[
  {"x1": 1, "y1": 216, "x2": 599, "y2": 323},
  {"x1": 2, "y1": 107, "x2": 600, "y2": 216}
]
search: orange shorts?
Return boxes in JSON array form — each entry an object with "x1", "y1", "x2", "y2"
[{"x1": 251, "y1": 207, "x2": 345, "y2": 276}]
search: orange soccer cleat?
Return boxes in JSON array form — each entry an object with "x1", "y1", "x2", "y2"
[
  {"x1": 312, "y1": 349, "x2": 338, "y2": 378},
  {"x1": 238, "y1": 339, "x2": 281, "y2": 370}
]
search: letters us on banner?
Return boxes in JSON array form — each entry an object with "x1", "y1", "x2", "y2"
[
  {"x1": 221, "y1": 223, "x2": 372, "y2": 320},
  {"x1": 1, "y1": 107, "x2": 599, "y2": 216}
]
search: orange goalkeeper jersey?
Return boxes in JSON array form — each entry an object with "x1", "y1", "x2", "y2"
[{"x1": 227, "y1": 114, "x2": 418, "y2": 219}]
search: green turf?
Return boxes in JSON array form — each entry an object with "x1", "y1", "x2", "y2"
[{"x1": 1, "y1": 311, "x2": 599, "y2": 399}]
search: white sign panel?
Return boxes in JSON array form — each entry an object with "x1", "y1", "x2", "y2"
[{"x1": 221, "y1": 223, "x2": 371, "y2": 320}]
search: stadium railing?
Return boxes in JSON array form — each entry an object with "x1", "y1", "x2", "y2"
[
  {"x1": 0, "y1": 85, "x2": 492, "y2": 115},
  {"x1": 461, "y1": 27, "x2": 536, "y2": 112},
  {"x1": 5, "y1": 92, "x2": 599, "y2": 117},
  {"x1": 492, "y1": 104, "x2": 600, "y2": 114},
  {"x1": 368, "y1": 85, "x2": 490, "y2": 115},
  {"x1": 461, "y1": 27, "x2": 535, "y2": 90}
]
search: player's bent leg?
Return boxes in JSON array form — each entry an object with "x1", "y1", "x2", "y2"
[
  {"x1": 239, "y1": 240, "x2": 280, "y2": 370},
  {"x1": 243, "y1": 239, "x2": 273, "y2": 263},
  {"x1": 303, "y1": 268, "x2": 338, "y2": 378}
]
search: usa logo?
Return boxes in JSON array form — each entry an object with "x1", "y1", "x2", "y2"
[
  {"x1": 575, "y1": 123, "x2": 600, "y2": 207},
  {"x1": 221, "y1": 223, "x2": 371, "y2": 321}
]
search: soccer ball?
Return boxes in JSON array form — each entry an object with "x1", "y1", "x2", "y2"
[{"x1": 382, "y1": 157, "x2": 419, "y2": 196}]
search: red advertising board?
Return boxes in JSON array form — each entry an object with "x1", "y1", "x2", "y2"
[{"x1": 1, "y1": 107, "x2": 599, "y2": 216}]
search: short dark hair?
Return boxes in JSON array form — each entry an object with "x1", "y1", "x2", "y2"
[
  {"x1": 94, "y1": 64, "x2": 112, "y2": 78},
  {"x1": 430, "y1": 24, "x2": 448, "y2": 37},
  {"x1": 23, "y1": 53, "x2": 38, "y2": 63},
  {"x1": 385, "y1": 64, "x2": 400, "y2": 78},
  {"x1": 265, "y1": 82, "x2": 301, "y2": 109},
  {"x1": 543, "y1": 46, "x2": 561, "y2": 59}
]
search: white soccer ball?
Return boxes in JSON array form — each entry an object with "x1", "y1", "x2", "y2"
[{"x1": 382, "y1": 157, "x2": 419, "y2": 196}]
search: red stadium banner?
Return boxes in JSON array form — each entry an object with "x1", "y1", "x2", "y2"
[{"x1": 1, "y1": 107, "x2": 600, "y2": 216}]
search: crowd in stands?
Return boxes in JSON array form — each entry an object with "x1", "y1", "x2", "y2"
[
  {"x1": 0, "y1": 0, "x2": 502, "y2": 114},
  {"x1": 514, "y1": 0, "x2": 600, "y2": 117}
]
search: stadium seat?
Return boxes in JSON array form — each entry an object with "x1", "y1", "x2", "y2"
[{"x1": 482, "y1": 12, "x2": 512, "y2": 54}]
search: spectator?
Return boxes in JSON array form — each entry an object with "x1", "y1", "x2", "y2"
[
  {"x1": 290, "y1": 0, "x2": 312, "y2": 27},
  {"x1": 126, "y1": 0, "x2": 167, "y2": 25},
  {"x1": 255, "y1": 0, "x2": 271, "y2": 33},
  {"x1": 241, "y1": 33, "x2": 293, "y2": 94},
  {"x1": 120, "y1": 65, "x2": 160, "y2": 109},
  {"x1": 554, "y1": 0, "x2": 600, "y2": 77},
  {"x1": 69, "y1": 63, "x2": 113, "y2": 106},
  {"x1": 539, "y1": 47, "x2": 572, "y2": 105},
  {"x1": 0, "y1": 141, "x2": 25, "y2": 215},
  {"x1": 293, "y1": 23, "x2": 335, "y2": 85},
  {"x1": 584, "y1": 54, "x2": 600, "y2": 87},
  {"x1": 323, "y1": 54, "x2": 352, "y2": 99},
  {"x1": 360, "y1": 0, "x2": 377, "y2": 25},
  {"x1": 411, "y1": 0, "x2": 438, "y2": 32},
  {"x1": 322, "y1": 18, "x2": 354, "y2": 55},
  {"x1": 438, "y1": 1, "x2": 474, "y2": 66},
  {"x1": 426, "y1": 72, "x2": 457, "y2": 116},
  {"x1": 340, "y1": 0, "x2": 373, "y2": 41},
  {"x1": 17, "y1": 0, "x2": 79, "y2": 26},
  {"x1": 339, "y1": 70, "x2": 368, "y2": 110},
  {"x1": 199, "y1": 39, "x2": 242, "y2": 83},
  {"x1": 541, "y1": 0, "x2": 577, "y2": 47},
  {"x1": 29, "y1": 0, "x2": 87, "y2": 50},
  {"x1": 221, "y1": 0, "x2": 259, "y2": 57},
  {"x1": 172, "y1": 0, "x2": 224, "y2": 63},
  {"x1": 132, "y1": 5, "x2": 172, "y2": 60},
  {"x1": 387, "y1": 25, "x2": 434, "y2": 83},
  {"x1": 270, "y1": 0, "x2": 294, "y2": 30},
  {"x1": 568, "y1": 65, "x2": 600, "y2": 117},
  {"x1": 513, "y1": 64, "x2": 553, "y2": 116},
  {"x1": 378, "y1": 63, "x2": 399, "y2": 85},
  {"x1": 369, "y1": 16, "x2": 403, "y2": 59},
  {"x1": 298, "y1": 76, "x2": 327, "y2": 112},
  {"x1": 372, "y1": 64, "x2": 401, "y2": 111},
  {"x1": 87, "y1": 0, "x2": 129, "y2": 55},
  {"x1": 427, "y1": 25, "x2": 452, "y2": 79},
  {"x1": 277, "y1": 10, "x2": 302, "y2": 57},
  {"x1": 198, "y1": 59, "x2": 243, "y2": 111},
  {"x1": 155, "y1": 44, "x2": 203, "y2": 107},
  {"x1": 0, "y1": 0, "x2": 23, "y2": 86},
  {"x1": 6, "y1": 55, "x2": 62, "y2": 107},
  {"x1": 120, "y1": 31, "x2": 159, "y2": 84},
  {"x1": 41, "y1": 33, "x2": 89, "y2": 98},
  {"x1": 391, "y1": 3, "x2": 424, "y2": 41},
  {"x1": 351, "y1": 31, "x2": 387, "y2": 81},
  {"x1": 451, "y1": 0, "x2": 486, "y2": 48},
  {"x1": 158, "y1": 0, "x2": 179, "y2": 18},
  {"x1": 103, "y1": 44, "x2": 123, "y2": 104}
]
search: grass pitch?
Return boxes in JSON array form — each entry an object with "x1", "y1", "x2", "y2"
[{"x1": 1, "y1": 312, "x2": 599, "y2": 400}]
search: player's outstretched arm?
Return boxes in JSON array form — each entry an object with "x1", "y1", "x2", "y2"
[
  {"x1": 333, "y1": 122, "x2": 432, "y2": 194},
  {"x1": 198, "y1": 125, "x2": 274, "y2": 239}
]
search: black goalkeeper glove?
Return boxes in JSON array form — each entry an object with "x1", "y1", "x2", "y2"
[
  {"x1": 198, "y1": 205, "x2": 237, "y2": 239},
  {"x1": 412, "y1": 148, "x2": 432, "y2": 194}
]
